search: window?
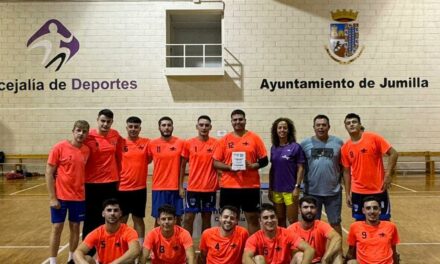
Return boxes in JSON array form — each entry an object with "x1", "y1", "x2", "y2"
[{"x1": 165, "y1": 10, "x2": 223, "y2": 76}]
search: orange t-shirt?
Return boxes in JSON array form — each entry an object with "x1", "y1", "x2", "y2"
[
  {"x1": 84, "y1": 129, "x2": 122, "y2": 183},
  {"x1": 213, "y1": 131, "x2": 267, "y2": 188},
  {"x1": 288, "y1": 220, "x2": 333, "y2": 263},
  {"x1": 148, "y1": 136, "x2": 184, "y2": 191},
  {"x1": 182, "y1": 137, "x2": 219, "y2": 192},
  {"x1": 245, "y1": 227, "x2": 303, "y2": 264},
  {"x1": 199, "y1": 226, "x2": 249, "y2": 264},
  {"x1": 144, "y1": 225, "x2": 193, "y2": 264},
  {"x1": 119, "y1": 137, "x2": 150, "y2": 191},
  {"x1": 347, "y1": 221, "x2": 400, "y2": 264},
  {"x1": 341, "y1": 132, "x2": 391, "y2": 194},
  {"x1": 47, "y1": 140, "x2": 90, "y2": 201},
  {"x1": 83, "y1": 223, "x2": 138, "y2": 264}
]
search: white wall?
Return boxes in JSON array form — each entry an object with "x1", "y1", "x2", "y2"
[{"x1": 0, "y1": 0, "x2": 439, "y2": 163}]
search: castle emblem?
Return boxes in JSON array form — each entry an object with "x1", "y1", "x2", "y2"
[{"x1": 325, "y1": 9, "x2": 364, "y2": 64}]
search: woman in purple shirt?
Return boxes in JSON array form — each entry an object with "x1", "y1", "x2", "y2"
[{"x1": 269, "y1": 117, "x2": 305, "y2": 226}]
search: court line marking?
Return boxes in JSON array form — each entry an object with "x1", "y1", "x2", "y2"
[
  {"x1": 0, "y1": 198, "x2": 47, "y2": 201},
  {"x1": 2, "y1": 182, "x2": 45, "y2": 185},
  {"x1": 9, "y1": 183, "x2": 46, "y2": 195},
  {"x1": 391, "y1": 195, "x2": 440, "y2": 198},
  {"x1": 324, "y1": 212, "x2": 440, "y2": 246},
  {"x1": 0, "y1": 246, "x2": 49, "y2": 249},
  {"x1": 390, "y1": 191, "x2": 440, "y2": 193},
  {"x1": 324, "y1": 202, "x2": 440, "y2": 247},
  {"x1": 3, "y1": 194, "x2": 47, "y2": 197},
  {"x1": 391, "y1": 183, "x2": 417, "y2": 192},
  {"x1": 41, "y1": 242, "x2": 70, "y2": 264},
  {"x1": 3, "y1": 178, "x2": 438, "y2": 260},
  {"x1": 399, "y1": 243, "x2": 440, "y2": 245}
]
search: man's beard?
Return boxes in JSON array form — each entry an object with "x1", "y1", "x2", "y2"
[
  {"x1": 301, "y1": 212, "x2": 315, "y2": 223},
  {"x1": 160, "y1": 131, "x2": 172, "y2": 137}
]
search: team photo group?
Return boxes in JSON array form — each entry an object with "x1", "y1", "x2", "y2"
[{"x1": 46, "y1": 108, "x2": 400, "y2": 264}]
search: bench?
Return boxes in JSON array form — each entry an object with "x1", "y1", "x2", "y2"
[
  {"x1": 4, "y1": 154, "x2": 48, "y2": 163},
  {"x1": 395, "y1": 151, "x2": 440, "y2": 178},
  {"x1": 1, "y1": 154, "x2": 48, "y2": 176},
  {"x1": 1, "y1": 152, "x2": 438, "y2": 178}
]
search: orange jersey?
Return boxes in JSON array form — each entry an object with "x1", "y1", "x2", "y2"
[
  {"x1": 245, "y1": 227, "x2": 303, "y2": 264},
  {"x1": 84, "y1": 129, "x2": 122, "y2": 183},
  {"x1": 119, "y1": 137, "x2": 150, "y2": 191},
  {"x1": 213, "y1": 131, "x2": 267, "y2": 188},
  {"x1": 144, "y1": 225, "x2": 193, "y2": 264},
  {"x1": 182, "y1": 137, "x2": 219, "y2": 192},
  {"x1": 347, "y1": 221, "x2": 400, "y2": 264},
  {"x1": 47, "y1": 140, "x2": 89, "y2": 201},
  {"x1": 288, "y1": 220, "x2": 333, "y2": 263},
  {"x1": 83, "y1": 223, "x2": 138, "y2": 264},
  {"x1": 199, "y1": 226, "x2": 249, "y2": 264},
  {"x1": 148, "y1": 136, "x2": 184, "y2": 191},
  {"x1": 341, "y1": 132, "x2": 392, "y2": 194}
]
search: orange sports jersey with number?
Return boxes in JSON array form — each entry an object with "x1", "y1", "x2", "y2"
[
  {"x1": 84, "y1": 128, "x2": 122, "y2": 183},
  {"x1": 119, "y1": 137, "x2": 150, "y2": 191},
  {"x1": 288, "y1": 220, "x2": 333, "y2": 263},
  {"x1": 144, "y1": 225, "x2": 193, "y2": 264},
  {"x1": 199, "y1": 226, "x2": 249, "y2": 264},
  {"x1": 347, "y1": 221, "x2": 400, "y2": 264},
  {"x1": 47, "y1": 140, "x2": 90, "y2": 201},
  {"x1": 245, "y1": 227, "x2": 303, "y2": 264},
  {"x1": 148, "y1": 136, "x2": 184, "y2": 191},
  {"x1": 182, "y1": 137, "x2": 219, "y2": 192},
  {"x1": 341, "y1": 132, "x2": 392, "y2": 194},
  {"x1": 83, "y1": 223, "x2": 138, "y2": 264},
  {"x1": 213, "y1": 131, "x2": 267, "y2": 188}
]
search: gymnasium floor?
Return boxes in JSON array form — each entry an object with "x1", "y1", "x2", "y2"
[{"x1": 0, "y1": 175, "x2": 439, "y2": 263}]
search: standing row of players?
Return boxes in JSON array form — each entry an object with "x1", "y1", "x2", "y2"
[{"x1": 46, "y1": 108, "x2": 399, "y2": 264}]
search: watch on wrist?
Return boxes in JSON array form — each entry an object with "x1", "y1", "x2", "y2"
[{"x1": 294, "y1": 183, "x2": 300, "y2": 189}]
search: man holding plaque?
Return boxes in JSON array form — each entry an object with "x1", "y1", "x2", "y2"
[{"x1": 213, "y1": 109, "x2": 268, "y2": 235}]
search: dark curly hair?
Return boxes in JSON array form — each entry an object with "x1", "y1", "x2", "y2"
[{"x1": 271, "y1": 117, "x2": 296, "y2": 146}]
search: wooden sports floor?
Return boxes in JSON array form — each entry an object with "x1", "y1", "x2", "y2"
[{"x1": 0, "y1": 175, "x2": 439, "y2": 264}]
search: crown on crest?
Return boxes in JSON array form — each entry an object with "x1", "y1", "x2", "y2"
[{"x1": 331, "y1": 9, "x2": 358, "y2": 22}]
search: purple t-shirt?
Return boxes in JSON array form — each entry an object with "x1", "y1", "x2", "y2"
[{"x1": 270, "y1": 142, "x2": 305, "y2": 192}]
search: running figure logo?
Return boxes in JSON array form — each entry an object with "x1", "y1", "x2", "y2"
[{"x1": 27, "y1": 19, "x2": 79, "y2": 71}]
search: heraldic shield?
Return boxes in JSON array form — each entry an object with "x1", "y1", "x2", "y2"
[{"x1": 326, "y1": 9, "x2": 364, "y2": 64}]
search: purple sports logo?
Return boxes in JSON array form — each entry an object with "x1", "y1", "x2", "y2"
[{"x1": 27, "y1": 19, "x2": 79, "y2": 71}]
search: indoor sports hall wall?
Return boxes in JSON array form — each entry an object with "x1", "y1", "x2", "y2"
[{"x1": 0, "y1": 0, "x2": 439, "y2": 167}]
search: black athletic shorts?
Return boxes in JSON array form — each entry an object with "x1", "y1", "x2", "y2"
[
  {"x1": 118, "y1": 188, "x2": 147, "y2": 218},
  {"x1": 220, "y1": 188, "x2": 260, "y2": 212}
]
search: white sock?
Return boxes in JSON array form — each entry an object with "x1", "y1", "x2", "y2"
[
  {"x1": 68, "y1": 251, "x2": 74, "y2": 261},
  {"x1": 49, "y1": 257, "x2": 57, "y2": 264},
  {"x1": 138, "y1": 237, "x2": 144, "y2": 246}
]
